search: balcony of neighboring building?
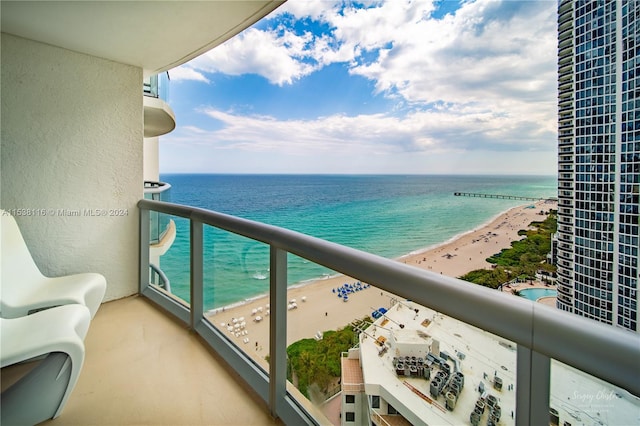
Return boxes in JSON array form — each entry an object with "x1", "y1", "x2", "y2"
[
  {"x1": 143, "y1": 72, "x2": 176, "y2": 138},
  {"x1": 558, "y1": 145, "x2": 573, "y2": 154},
  {"x1": 558, "y1": 0, "x2": 573, "y2": 16},
  {"x1": 558, "y1": 81, "x2": 573, "y2": 96},
  {"x1": 558, "y1": 172, "x2": 573, "y2": 182},
  {"x1": 144, "y1": 181, "x2": 173, "y2": 246},
  {"x1": 558, "y1": 96, "x2": 573, "y2": 109},
  {"x1": 143, "y1": 181, "x2": 175, "y2": 293},
  {"x1": 558, "y1": 18, "x2": 572, "y2": 34}
]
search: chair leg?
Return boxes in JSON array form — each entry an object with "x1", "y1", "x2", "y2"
[{"x1": 1, "y1": 352, "x2": 72, "y2": 425}]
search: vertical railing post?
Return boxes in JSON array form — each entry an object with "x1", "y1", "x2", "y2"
[
  {"x1": 269, "y1": 246, "x2": 287, "y2": 419},
  {"x1": 516, "y1": 346, "x2": 550, "y2": 426},
  {"x1": 190, "y1": 219, "x2": 204, "y2": 330},
  {"x1": 139, "y1": 207, "x2": 150, "y2": 294}
]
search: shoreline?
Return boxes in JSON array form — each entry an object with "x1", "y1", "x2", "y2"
[
  {"x1": 209, "y1": 200, "x2": 555, "y2": 315},
  {"x1": 207, "y1": 199, "x2": 558, "y2": 371},
  {"x1": 398, "y1": 203, "x2": 524, "y2": 259}
]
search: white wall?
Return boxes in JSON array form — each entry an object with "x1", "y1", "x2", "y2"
[
  {"x1": 143, "y1": 136, "x2": 160, "y2": 182},
  {"x1": 1, "y1": 33, "x2": 142, "y2": 301}
]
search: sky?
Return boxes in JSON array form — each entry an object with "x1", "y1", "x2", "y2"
[{"x1": 161, "y1": 0, "x2": 558, "y2": 175}]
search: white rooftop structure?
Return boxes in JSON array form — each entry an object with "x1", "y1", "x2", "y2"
[{"x1": 343, "y1": 300, "x2": 640, "y2": 426}]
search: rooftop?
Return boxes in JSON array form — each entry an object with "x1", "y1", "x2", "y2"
[
  {"x1": 359, "y1": 301, "x2": 516, "y2": 425},
  {"x1": 357, "y1": 300, "x2": 640, "y2": 426}
]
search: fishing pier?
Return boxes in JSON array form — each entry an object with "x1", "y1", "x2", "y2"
[{"x1": 453, "y1": 192, "x2": 545, "y2": 201}]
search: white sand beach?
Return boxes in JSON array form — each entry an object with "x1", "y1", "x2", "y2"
[{"x1": 207, "y1": 199, "x2": 558, "y2": 370}]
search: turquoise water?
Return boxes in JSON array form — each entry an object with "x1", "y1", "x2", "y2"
[
  {"x1": 157, "y1": 174, "x2": 557, "y2": 310},
  {"x1": 518, "y1": 288, "x2": 558, "y2": 301}
]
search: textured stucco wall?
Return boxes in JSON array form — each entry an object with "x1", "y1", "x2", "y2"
[{"x1": 1, "y1": 33, "x2": 142, "y2": 301}]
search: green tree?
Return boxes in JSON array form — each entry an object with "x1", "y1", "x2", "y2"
[{"x1": 461, "y1": 211, "x2": 557, "y2": 288}]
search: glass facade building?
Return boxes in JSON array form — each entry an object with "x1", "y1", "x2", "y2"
[{"x1": 556, "y1": 0, "x2": 639, "y2": 332}]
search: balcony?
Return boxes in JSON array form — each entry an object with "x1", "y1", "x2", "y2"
[
  {"x1": 144, "y1": 72, "x2": 170, "y2": 101},
  {"x1": 143, "y1": 72, "x2": 175, "y2": 138},
  {"x1": 34, "y1": 296, "x2": 283, "y2": 425},
  {"x1": 121, "y1": 200, "x2": 638, "y2": 425},
  {"x1": 144, "y1": 181, "x2": 173, "y2": 245},
  {"x1": 144, "y1": 181, "x2": 174, "y2": 292}
]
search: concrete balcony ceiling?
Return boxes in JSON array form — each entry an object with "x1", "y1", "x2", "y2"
[
  {"x1": 144, "y1": 96, "x2": 176, "y2": 137},
  {"x1": 0, "y1": 1, "x2": 285, "y2": 76}
]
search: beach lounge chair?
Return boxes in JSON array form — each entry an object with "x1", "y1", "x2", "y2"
[
  {"x1": 0, "y1": 210, "x2": 106, "y2": 318},
  {"x1": 1, "y1": 304, "x2": 91, "y2": 424}
]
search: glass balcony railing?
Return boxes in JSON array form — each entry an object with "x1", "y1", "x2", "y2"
[
  {"x1": 143, "y1": 71, "x2": 170, "y2": 102},
  {"x1": 137, "y1": 199, "x2": 640, "y2": 425},
  {"x1": 143, "y1": 181, "x2": 171, "y2": 244}
]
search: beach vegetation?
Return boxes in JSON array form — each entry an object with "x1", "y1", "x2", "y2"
[
  {"x1": 286, "y1": 317, "x2": 370, "y2": 398},
  {"x1": 460, "y1": 211, "x2": 557, "y2": 288}
]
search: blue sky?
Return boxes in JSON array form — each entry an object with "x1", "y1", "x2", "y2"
[{"x1": 162, "y1": 0, "x2": 558, "y2": 175}]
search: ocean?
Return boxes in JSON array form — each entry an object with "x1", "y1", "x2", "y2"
[{"x1": 156, "y1": 174, "x2": 557, "y2": 310}]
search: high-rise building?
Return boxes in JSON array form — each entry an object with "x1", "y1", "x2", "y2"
[{"x1": 556, "y1": 0, "x2": 639, "y2": 332}]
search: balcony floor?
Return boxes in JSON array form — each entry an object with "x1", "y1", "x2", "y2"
[{"x1": 38, "y1": 296, "x2": 282, "y2": 425}]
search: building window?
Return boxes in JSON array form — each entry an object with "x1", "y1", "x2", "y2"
[
  {"x1": 371, "y1": 395, "x2": 380, "y2": 408},
  {"x1": 345, "y1": 394, "x2": 355, "y2": 404},
  {"x1": 388, "y1": 404, "x2": 398, "y2": 415},
  {"x1": 345, "y1": 412, "x2": 355, "y2": 422}
]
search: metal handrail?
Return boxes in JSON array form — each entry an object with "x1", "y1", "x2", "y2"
[
  {"x1": 138, "y1": 199, "x2": 640, "y2": 412},
  {"x1": 149, "y1": 263, "x2": 171, "y2": 293}
]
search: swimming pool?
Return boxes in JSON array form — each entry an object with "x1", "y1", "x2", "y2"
[{"x1": 518, "y1": 288, "x2": 557, "y2": 301}]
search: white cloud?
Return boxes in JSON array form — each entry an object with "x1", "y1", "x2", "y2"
[
  {"x1": 165, "y1": 0, "x2": 558, "y2": 173},
  {"x1": 170, "y1": 65, "x2": 210, "y2": 83},
  {"x1": 186, "y1": 27, "x2": 318, "y2": 85},
  {"x1": 166, "y1": 105, "x2": 555, "y2": 157},
  {"x1": 162, "y1": 108, "x2": 556, "y2": 174},
  {"x1": 351, "y1": 0, "x2": 558, "y2": 105},
  {"x1": 180, "y1": 0, "x2": 556, "y2": 121}
]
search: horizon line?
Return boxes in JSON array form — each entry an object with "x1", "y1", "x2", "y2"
[{"x1": 159, "y1": 172, "x2": 558, "y2": 177}]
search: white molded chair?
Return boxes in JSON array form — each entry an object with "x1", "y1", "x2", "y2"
[
  {"x1": 0, "y1": 210, "x2": 106, "y2": 318},
  {"x1": 1, "y1": 304, "x2": 91, "y2": 424}
]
